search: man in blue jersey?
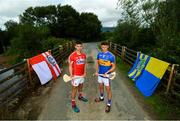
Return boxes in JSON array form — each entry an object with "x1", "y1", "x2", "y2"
[{"x1": 95, "y1": 41, "x2": 116, "y2": 113}]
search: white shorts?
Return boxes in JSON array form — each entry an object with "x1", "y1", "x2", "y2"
[
  {"x1": 71, "y1": 77, "x2": 84, "y2": 87},
  {"x1": 98, "y1": 76, "x2": 110, "y2": 86}
]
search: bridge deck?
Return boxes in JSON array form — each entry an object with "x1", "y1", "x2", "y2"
[{"x1": 38, "y1": 43, "x2": 150, "y2": 120}]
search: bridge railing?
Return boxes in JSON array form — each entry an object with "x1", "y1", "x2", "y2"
[
  {"x1": 0, "y1": 60, "x2": 28, "y2": 108},
  {"x1": 109, "y1": 42, "x2": 180, "y2": 98},
  {"x1": 0, "y1": 41, "x2": 74, "y2": 109}
]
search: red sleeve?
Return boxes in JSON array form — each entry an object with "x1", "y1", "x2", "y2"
[{"x1": 68, "y1": 53, "x2": 74, "y2": 63}]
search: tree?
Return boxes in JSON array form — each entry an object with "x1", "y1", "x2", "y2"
[
  {"x1": 56, "y1": 5, "x2": 80, "y2": 38},
  {"x1": 79, "y1": 12, "x2": 102, "y2": 41},
  {"x1": 115, "y1": 0, "x2": 180, "y2": 64},
  {"x1": 3, "y1": 20, "x2": 19, "y2": 51},
  {"x1": 9, "y1": 24, "x2": 49, "y2": 59},
  {"x1": 0, "y1": 29, "x2": 5, "y2": 53},
  {"x1": 19, "y1": 4, "x2": 102, "y2": 41},
  {"x1": 20, "y1": 5, "x2": 57, "y2": 26},
  {"x1": 153, "y1": 0, "x2": 180, "y2": 64}
]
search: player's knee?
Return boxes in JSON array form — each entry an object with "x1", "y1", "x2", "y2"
[
  {"x1": 99, "y1": 83, "x2": 104, "y2": 88},
  {"x1": 106, "y1": 86, "x2": 111, "y2": 91}
]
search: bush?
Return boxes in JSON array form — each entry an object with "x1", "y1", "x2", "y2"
[{"x1": 42, "y1": 37, "x2": 68, "y2": 51}]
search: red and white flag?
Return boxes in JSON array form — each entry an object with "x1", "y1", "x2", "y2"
[
  {"x1": 42, "y1": 52, "x2": 61, "y2": 79},
  {"x1": 29, "y1": 54, "x2": 52, "y2": 85},
  {"x1": 29, "y1": 52, "x2": 61, "y2": 85}
]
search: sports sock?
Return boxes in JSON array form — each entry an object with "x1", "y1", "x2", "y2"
[
  {"x1": 107, "y1": 99, "x2": 112, "y2": 106},
  {"x1": 78, "y1": 92, "x2": 82, "y2": 98},
  {"x1": 100, "y1": 93, "x2": 104, "y2": 99},
  {"x1": 72, "y1": 100, "x2": 76, "y2": 108}
]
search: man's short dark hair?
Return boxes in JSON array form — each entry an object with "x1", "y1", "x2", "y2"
[
  {"x1": 75, "y1": 41, "x2": 83, "y2": 45},
  {"x1": 101, "y1": 41, "x2": 109, "y2": 46}
]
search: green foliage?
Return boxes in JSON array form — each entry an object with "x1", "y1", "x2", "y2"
[
  {"x1": 79, "y1": 12, "x2": 102, "y2": 41},
  {"x1": 153, "y1": 0, "x2": 180, "y2": 64},
  {"x1": 42, "y1": 37, "x2": 67, "y2": 51},
  {"x1": 8, "y1": 24, "x2": 50, "y2": 59},
  {"x1": 115, "y1": 0, "x2": 180, "y2": 64},
  {"x1": 0, "y1": 4, "x2": 102, "y2": 63},
  {"x1": 145, "y1": 93, "x2": 180, "y2": 119},
  {"x1": 1, "y1": 20, "x2": 19, "y2": 51},
  {"x1": 19, "y1": 4, "x2": 101, "y2": 41},
  {"x1": 0, "y1": 29, "x2": 5, "y2": 53},
  {"x1": 20, "y1": 5, "x2": 57, "y2": 26},
  {"x1": 116, "y1": 56, "x2": 130, "y2": 73},
  {"x1": 101, "y1": 32, "x2": 113, "y2": 41},
  {"x1": 56, "y1": 5, "x2": 80, "y2": 38},
  {"x1": 114, "y1": 0, "x2": 180, "y2": 119},
  {"x1": 113, "y1": 21, "x2": 135, "y2": 47}
]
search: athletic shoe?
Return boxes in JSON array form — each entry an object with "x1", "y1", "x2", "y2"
[
  {"x1": 94, "y1": 97, "x2": 104, "y2": 102},
  {"x1": 78, "y1": 96, "x2": 88, "y2": 102},
  {"x1": 72, "y1": 105, "x2": 80, "y2": 113},
  {"x1": 105, "y1": 105, "x2": 111, "y2": 113}
]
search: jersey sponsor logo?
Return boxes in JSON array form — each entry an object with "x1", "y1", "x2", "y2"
[
  {"x1": 99, "y1": 59, "x2": 111, "y2": 66},
  {"x1": 76, "y1": 58, "x2": 85, "y2": 65}
]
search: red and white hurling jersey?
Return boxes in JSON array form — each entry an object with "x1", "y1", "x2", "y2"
[{"x1": 69, "y1": 51, "x2": 86, "y2": 76}]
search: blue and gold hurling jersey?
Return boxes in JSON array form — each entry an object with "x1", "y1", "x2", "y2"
[{"x1": 97, "y1": 51, "x2": 115, "y2": 74}]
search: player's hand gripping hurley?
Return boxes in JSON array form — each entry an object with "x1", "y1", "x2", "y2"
[
  {"x1": 94, "y1": 72, "x2": 116, "y2": 80},
  {"x1": 63, "y1": 74, "x2": 84, "y2": 82}
]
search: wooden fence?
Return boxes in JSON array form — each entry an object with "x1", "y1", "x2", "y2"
[
  {"x1": 109, "y1": 42, "x2": 180, "y2": 98},
  {"x1": 0, "y1": 41, "x2": 74, "y2": 108}
]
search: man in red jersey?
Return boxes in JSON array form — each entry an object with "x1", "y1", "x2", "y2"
[{"x1": 68, "y1": 41, "x2": 88, "y2": 113}]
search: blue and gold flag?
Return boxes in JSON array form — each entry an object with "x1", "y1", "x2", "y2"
[
  {"x1": 135, "y1": 57, "x2": 169, "y2": 97},
  {"x1": 128, "y1": 53, "x2": 150, "y2": 81}
]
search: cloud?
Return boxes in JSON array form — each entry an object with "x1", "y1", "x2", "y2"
[
  {"x1": 61, "y1": 0, "x2": 123, "y2": 27},
  {"x1": 0, "y1": 0, "x2": 61, "y2": 29},
  {"x1": 0, "y1": 0, "x2": 122, "y2": 29},
  {"x1": 0, "y1": 0, "x2": 58, "y2": 17}
]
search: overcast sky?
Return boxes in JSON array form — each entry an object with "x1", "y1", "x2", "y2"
[{"x1": 0, "y1": 0, "x2": 123, "y2": 30}]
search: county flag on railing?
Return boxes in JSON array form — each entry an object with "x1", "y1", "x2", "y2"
[
  {"x1": 135, "y1": 57, "x2": 169, "y2": 97},
  {"x1": 128, "y1": 53, "x2": 150, "y2": 81},
  {"x1": 29, "y1": 52, "x2": 61, "y2": 85},
  {"x1": 42, "y1": 52, "x2": 61, "y2": 79},
  {"x1": 29, "y1": 54, "x2": 52, "y2": 85}
]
